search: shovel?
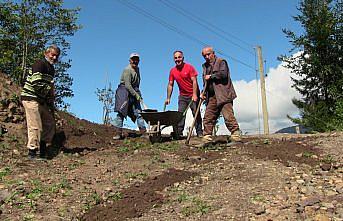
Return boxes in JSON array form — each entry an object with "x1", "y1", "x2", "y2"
[{"x1": 185, "y1": 81, "x2": 208, "y2": 145}]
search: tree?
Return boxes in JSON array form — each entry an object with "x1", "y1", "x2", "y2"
[
  {"x1": 0, "y1": 0, "x2": 81, "y2": 108},
  {"x1": 96, "y1": 83, "x2": 116, "y2": 125},
  {"x1": 280, "y1": 0, "x2": 343, "y2": 131}
]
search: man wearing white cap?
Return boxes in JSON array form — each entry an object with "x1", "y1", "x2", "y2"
[{"x1": 113, "y1": 53, "x2": 146, "y2": 139}]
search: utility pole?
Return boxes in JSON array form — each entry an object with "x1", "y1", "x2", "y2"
[{"x1": 256, "y1": 46, "x2": 270, "y2": 135}]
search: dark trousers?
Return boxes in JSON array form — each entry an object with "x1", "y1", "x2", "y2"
[
  {"x1": 203, "y1": 96, "x2": 239, "y2": 135},
  {"x1": 174, "y1": 95, "x2": 203, "y2": 136}
]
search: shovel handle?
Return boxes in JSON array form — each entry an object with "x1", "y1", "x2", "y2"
[
  {"x1": 163, "y1": 103, "x2": 166, "y2": 112},
  {"x1": 182, "y1": 100, "x2": 193, "y2": 117},
  {"x1": 140, "y1": 100, "x2": 148, "y2": 110},
  {"x1": 185, "y1": 80, "x2": 208, "y2": 145}
]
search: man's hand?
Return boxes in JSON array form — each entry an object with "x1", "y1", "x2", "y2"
[
  {"x1": 204, "y1": 74, "x2": 211, "y2": 80},
  {"x1": 192, "y1": 94, "x2": 198, "y2": 102},
  {"x1": 200, "y1": 93, "x2": 206, "y2": 100},
  {"x1": 165, "y1": 98, "x2": 170, "y2": 105}
]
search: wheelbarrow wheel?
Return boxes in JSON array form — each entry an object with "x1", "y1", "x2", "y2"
[{"x1": 149, "y1": 133, "x2": 161, "y2": 144}]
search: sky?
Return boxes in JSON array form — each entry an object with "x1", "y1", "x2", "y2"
[{"x1": 63, "y1": 0, "x2": 303, "y2": 135}]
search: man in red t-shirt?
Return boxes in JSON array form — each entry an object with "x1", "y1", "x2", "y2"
[{"x1": 165, "y1": 50, "x2": 203, "y2": 138}]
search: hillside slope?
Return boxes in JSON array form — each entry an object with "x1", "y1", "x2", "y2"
[{"x1": 0, "y1": 72, "x2": 342, "y2": 220}]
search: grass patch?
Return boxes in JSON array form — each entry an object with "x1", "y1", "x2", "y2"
[
  {"x1": 302, "y1": 151, "x2": 314, "y2": 158},
  {"x1": 321, "y1": 154, "x2": 334, "y2": 163},
  {"x1": 0, "y1": 167, "x2": 11, "y2": 181},
  {"x1": 251, "y1": 194, "x2": 265, "y2": 202},
  {"x1": 68, "y1": 160, "x2": 85, "y2": 170},
  {"x1": 108, "y1": 191, "x2": 123, "y2": 201},
  {"x1": 181, "y1": 198, "x2": 211, "y2": 217},
  {"x1": 47, "y1": 177, "x2": 72, "y2": 197},
  {"x1": 123, "y1": 139, "x2": 146, "y2": 150},
  {"x1": 152, "y1": 141, "x2": 180, "y2": 151},
  {"x1": 125, "y1": 171, "x2": 147, "y2": 180}
]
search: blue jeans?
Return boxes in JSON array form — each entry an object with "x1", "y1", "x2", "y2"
[{"x1": 113, "y1": 100, "x2": 146, "y2": 130}]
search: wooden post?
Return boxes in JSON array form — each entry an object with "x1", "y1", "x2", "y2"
[{"x1": 256, "y1": 46, "x2": 270, "y2": 135}]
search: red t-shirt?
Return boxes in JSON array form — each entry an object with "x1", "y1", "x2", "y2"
[{"x1": 169, "y1": 63, "x2": 198, "y2": 97}]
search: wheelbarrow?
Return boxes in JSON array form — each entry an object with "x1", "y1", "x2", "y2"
[{"x1": 140, "y1": 110, "x2": 183, "y2": 143}]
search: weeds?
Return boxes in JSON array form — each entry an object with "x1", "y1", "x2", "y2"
[
  {"x1": 152, "y1": 141, "x2": 180, "y2": 151},
  {"x1": 83, "y1": 192, "x2": 101, "y2": 211},
  {"x1": 118, "y1": 146, "x2": 129, "y2": 153},
  {"x1": 251, "y1": 194, "x2": 265, "y2": 202},
  {"x1": 177, "y1": 192, "x2": 190, "y2": 203},
  {"x1": 108, "y1": 191, "x2": 122, "y2": 201},
  {"x1": 302, "y1": 151, "x2": 314, "y2": 158},
  {"x1": 123, "y1": 139, "x2": 146, "y2": 150},
  {"x1": 181, "y1": 197, "x2": 211, "y2": 217},
  {"x1": 68, "y1": 160, "x2": 85, "y2": 170},
  {"x1": 0, "y1": 167, "x2": 11, "y2": 181},
  {"x1": 321, "y1": 154, "x2": 334, "y2": 163},
  {"x1": 125, "y1": 172, "x2": 147, "y2": 180}
]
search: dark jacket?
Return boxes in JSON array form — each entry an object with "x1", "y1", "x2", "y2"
[
  {"x1": 114, "y1": 84, "x2": 141, "y2": 121},
  {"x1": 202, "y1": 57, "x2": 237, "y2": 106}
]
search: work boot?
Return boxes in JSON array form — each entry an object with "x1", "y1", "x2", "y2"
[
  {"x1": 28, "y1": 149, "x2": 37, "y2": 160},
  {"x1": 202, "y1": 134, "x2": 213, "y2": 142},
  {"x1": 230, "y1": 130, "x2": 242, "y2": 142}
]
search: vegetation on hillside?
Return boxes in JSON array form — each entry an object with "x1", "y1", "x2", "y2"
[
  {"x1": 0, "y1": 0, "x2": 81, "y2": 108},
  {"x1": 280, "y1": 0, "x2": 343, "y2": 131}
]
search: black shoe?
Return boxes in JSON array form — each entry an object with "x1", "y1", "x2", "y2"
[{"x1": 28, "y1": 149, "x2": 37, "y2": 160}]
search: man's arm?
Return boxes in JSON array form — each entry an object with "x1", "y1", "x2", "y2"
[
  {"x1": 210, "y1": 60, "x2": 229, "y2": 80},
  {"x1": 191, "y1": 76, "x2": 198, "y2": 102},
  {"x1": 165, "y1": 80, "x2": 174, "y2": 105},
  {"x1": 122, "y1": 69, "x2": 140, "y2": 99}
]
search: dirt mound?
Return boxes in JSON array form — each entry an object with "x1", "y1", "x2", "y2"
[
  {"x1": 0, "y1": 73, "x2": 342, "y2": 221},
  {"x1": 0, "y1": 73, "x2": 24, "y2": 124}
]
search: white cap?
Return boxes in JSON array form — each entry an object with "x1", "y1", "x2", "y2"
[{"x1": 129, "y1": 53, "x2": 140, "y2": 59}]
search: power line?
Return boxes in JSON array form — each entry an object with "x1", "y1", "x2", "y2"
[
  {"x1": 116, "y1": 0, "x2": 256, "y2": 71},
  {"x1": 157, "y1": 0, "x2": 255, "y2": 55}
]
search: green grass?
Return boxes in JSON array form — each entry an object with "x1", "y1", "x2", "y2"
[
  {"x1": 108, "y1": 191, "x2": 123, "y2": 201},
  {"x1": 118, "y1": 146, "x2": 129, "y2": 153},
  {"x1": 0, "y1": 167, "x2": 11, "y2": 181},
  {"x1": 125, "y1": 172, "x2": 147, "y2": 180},
  {"x1": 181, "y1": 198, "x2": 211, "y2": 217},
  {"x1": 321, "y1": 154, "x2": 334, "y2": 163},
  {"x1": 68, "y1": 160, "x2": 85, "y2": 170},
  {"x1": 177, "y1": 192, "x2": 190, "y2": 203},
  {"x1": 251, "y1": 194, "x2": 265, "y2": 202},
  {"x1": 302, "y1": 151, "x2": 314, "y2": 158},
  {"x1": 152, "y1": 141, "x2": 180, "y2": 151}
]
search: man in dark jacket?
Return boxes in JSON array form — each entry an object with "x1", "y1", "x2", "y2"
[
  {"x1": 21, "y1": 45, "x2": 60, "y2": 159},
  {"x1": 201, "y1": 46, "x2": 242, "y2": 142},
  {"x1": 113, "y1": 53, "x2": 146, "y2": 139}
]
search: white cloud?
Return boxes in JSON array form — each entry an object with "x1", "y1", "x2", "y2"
[
  {"x1": 160, "y1": 59, "x2": 302, "y2": 136},
  {"x1": 234, "y1": 61, "x2": 302, "y2": 134},
  {"x1": 179, "y1": 61, "x2": 302, "y2": 135}
]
